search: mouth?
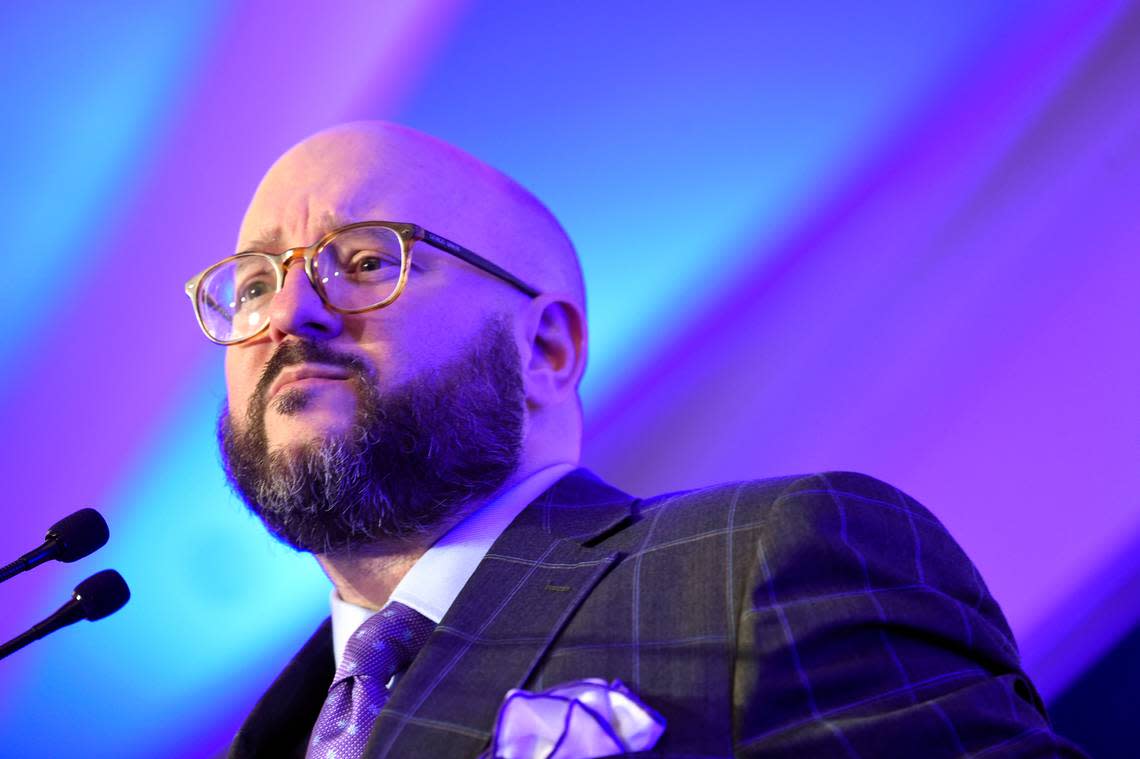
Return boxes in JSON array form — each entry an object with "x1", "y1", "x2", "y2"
[{"x1": 267, "y1": 363, "x2": 354, "y2": 401}]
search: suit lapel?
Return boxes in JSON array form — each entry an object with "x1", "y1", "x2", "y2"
[
  {"x1": 228, "y1": 618, "x2": 335, "y2": 759},
  {"x1": 367, "y1": 469, "x2": 639, "y2": 758}
]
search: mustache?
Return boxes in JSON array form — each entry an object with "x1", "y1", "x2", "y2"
[{"x1": 249, "y1": 340, "x2": 374, "y2": 418}]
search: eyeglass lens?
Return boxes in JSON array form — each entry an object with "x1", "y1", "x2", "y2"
[{"x1": 196, "y1": 225, "x2": 405, "y2": 343}]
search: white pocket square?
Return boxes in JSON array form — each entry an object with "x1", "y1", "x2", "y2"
[{"x1": 487, "y1": 678, "x2": 666, "y2": 759}]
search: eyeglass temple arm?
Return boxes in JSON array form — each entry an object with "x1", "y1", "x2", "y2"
[{"x1": 421, "y1": 230, "x2": 542, "y2": 298}]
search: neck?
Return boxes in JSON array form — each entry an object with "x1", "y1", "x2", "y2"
[
  {"x1": 313, "y1": 456, "x2": 559, "y2": 609},
  {"x1": 316, "y1": 548, "x2": 426, "y2": 610}
]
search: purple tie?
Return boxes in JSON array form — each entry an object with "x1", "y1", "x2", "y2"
[{"x1": 306, "y1": 601, "x2": 435, "y2": 759}]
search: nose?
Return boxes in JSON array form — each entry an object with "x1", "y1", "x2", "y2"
[{"x1": 265, "y1": 256, "x2": 343, "y2": 342}]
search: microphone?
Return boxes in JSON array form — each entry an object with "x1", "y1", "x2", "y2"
[
  {"x1": 0, "y1": 569, "x2": 130, "y2": 661},
  {"x1": 0, "y1": 508, "x2": 109, "y2": 584}
]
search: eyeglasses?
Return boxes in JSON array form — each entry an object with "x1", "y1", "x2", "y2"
[{"x1": 184, "y1": 221, "x2": 541, "y2": 345}]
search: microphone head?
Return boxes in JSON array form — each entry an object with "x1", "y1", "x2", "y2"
[
  {"x1": 73, "y1": 569, "x2": 130, "y2": 621},
  {"x1": 46, "y1": 508, "x2": 109, "y2": 563}
]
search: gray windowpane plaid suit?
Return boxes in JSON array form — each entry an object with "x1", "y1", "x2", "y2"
[{"x1": 228, "y1": 469, "x2": 1086, "y2": 757}]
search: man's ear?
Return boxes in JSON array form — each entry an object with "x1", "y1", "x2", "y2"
[{"x1": 521, "y1": 294, "x2": 587, "y2": 409}]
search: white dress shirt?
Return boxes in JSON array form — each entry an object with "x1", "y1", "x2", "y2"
[{"x1": 329, "y1": 462, "x2": 576, "y2": 668}]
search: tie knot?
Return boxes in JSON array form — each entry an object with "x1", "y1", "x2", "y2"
[{"x1": 336, "y1": 601, "x2": 435, "y2": 686}]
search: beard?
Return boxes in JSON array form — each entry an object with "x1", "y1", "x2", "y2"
[{"x1": 218, "y1": 316, "x2": 525, "y2": 555}]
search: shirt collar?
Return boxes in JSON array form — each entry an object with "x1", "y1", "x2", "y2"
[{"x1": 329, "y1": 462, "x2": 576, "y2": 668}]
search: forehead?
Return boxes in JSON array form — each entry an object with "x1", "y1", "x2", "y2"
[
  {"x1": 237, "y1": 128, "x2": 493, "y2": 252},
  {"x1": 243, "y1": 211, "x2": 362, "y2": 251},
  {"x1": 239, "y1": 169, "x2": 415, "y2": 251}
]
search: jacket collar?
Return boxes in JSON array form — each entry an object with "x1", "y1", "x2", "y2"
[{"x1": 366, "y1": 468, "x2": 639, "y2": 757}]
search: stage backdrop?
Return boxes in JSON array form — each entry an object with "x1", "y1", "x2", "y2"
[{"x1": 0, "y1": 1, "x2": 1135, "y2": 756}]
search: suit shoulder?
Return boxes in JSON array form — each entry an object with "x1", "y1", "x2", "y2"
[
  {"x1": 626, "y1": 473, "x2": 827, "y2": 547},
  {"x1": 631, "y1": 472, "x2": 969, "y2": 580},
  {"x1": 767, "y1": 470, "x2": 950, "y2": 536},
  {"x1": 746, "y1": 473, "x2": 1010, "y2": 643},
  {"x1": 635, "y1": 470, "x2": 937, "y2": 527}
]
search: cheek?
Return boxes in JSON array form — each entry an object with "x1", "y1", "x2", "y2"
[
  {"x1": 398, "y1": 309, "x2": 476, "y2": 370},
  {"x1": 347, "y1": 300, "x2": 469, "y2": 382},
  {"x1": 224, "y1": 349, "x2": 259, "y2": 420},
  {"x1": 353, "y1": 268, "x2": 507, "y2": 365}
]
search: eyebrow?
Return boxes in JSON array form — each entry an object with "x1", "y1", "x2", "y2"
[
  {"x1": 243, "y1": 229, "x2": 282, "y2": 252},
  {"x1": 241, "y1": 212, "x2": 359, "y2": 252}
]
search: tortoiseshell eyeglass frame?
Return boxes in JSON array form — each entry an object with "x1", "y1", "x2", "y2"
[{"x1": 184, "y1": 221, "x2": 542, "y2": 345}]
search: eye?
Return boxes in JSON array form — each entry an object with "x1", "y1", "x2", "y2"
[
  {"x1": 236, "y1": 276, "x2": 274, "y2": 307},
  {"x1": 346, "y1": 250, "x2": 400, "y2": 278},
  {"x1": 356, "y1": 255, "x2": 387, "y2": 272}
]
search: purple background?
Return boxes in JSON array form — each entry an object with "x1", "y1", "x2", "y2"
[{"x1": 0, "y1": 1, "x2": 1135, "y2": 755}]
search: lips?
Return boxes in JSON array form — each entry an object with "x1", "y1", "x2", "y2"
[{"x1": 267, "y1": 364, "x2": 353, "y2": 400}]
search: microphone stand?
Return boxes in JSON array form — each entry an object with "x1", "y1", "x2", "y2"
[
  {"x1": 0, "y1": 569, "x2": 129, "y2": 661},
  {"x1": 0, "y1": 600, "x2": 84, "y2": 661},
  {"x1": 0, "y1": 543, "x2": 57, "y2": 584}
]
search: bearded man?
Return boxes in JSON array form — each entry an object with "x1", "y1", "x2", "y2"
[{"x1": 186, "y1": 122, "x2": 1084, "y2": 758}]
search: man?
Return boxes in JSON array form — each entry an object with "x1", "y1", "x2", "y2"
[{"x1": 188, "y1": 122, "x2": 1083, "y2": 757}]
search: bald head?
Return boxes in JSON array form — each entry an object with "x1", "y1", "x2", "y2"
[{"x1": 239, "y1": 121, "x2": 585, "y2": 314}]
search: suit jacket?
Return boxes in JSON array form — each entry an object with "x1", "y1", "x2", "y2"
[{"x1": 228, "y1": 469, "x2": 1085, "y2": 758}]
